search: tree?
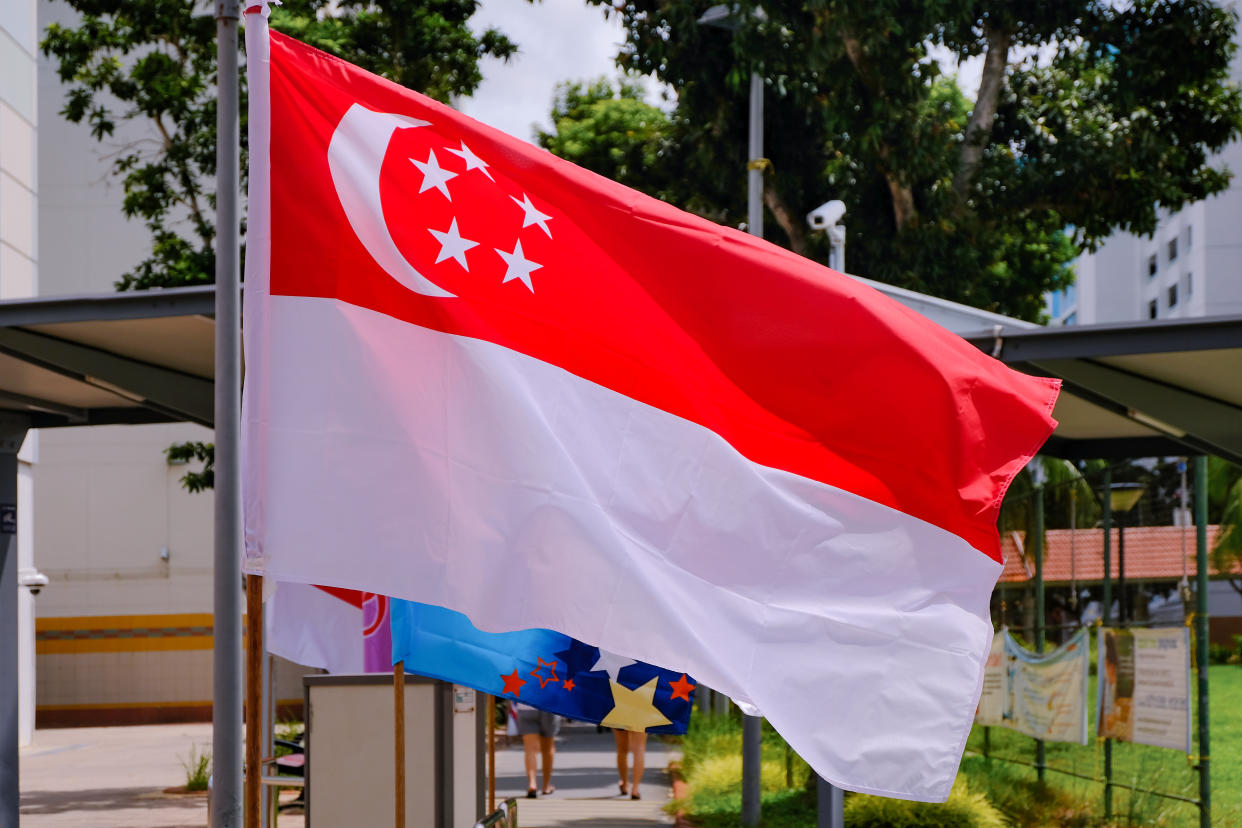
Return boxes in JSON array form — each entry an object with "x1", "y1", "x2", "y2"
[
  {"x1": 1208, "y1": 457, "x2": 1242, "y2": 599},
  {"x1": 568, "y1": 0, "x2": 1242, "y2": 320},
  {"x1": 41, "y1": 0, "x2": 518, "y2": 291},
  {"x1": 536, "y1": 79, "x2": 675, "y2": 196}
]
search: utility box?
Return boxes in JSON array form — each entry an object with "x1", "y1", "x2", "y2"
[{"x1": 304, "y1": 674, "x2": 484, "y2": 827}]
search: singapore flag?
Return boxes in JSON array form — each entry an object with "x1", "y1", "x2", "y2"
[{"x1": 241, "y1": 11, "x2": 1059, "y2": 801}]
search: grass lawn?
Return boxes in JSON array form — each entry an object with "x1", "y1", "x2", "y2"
[{"x1": 673, "y1": 664, "x2": 1242, "y2": 827}]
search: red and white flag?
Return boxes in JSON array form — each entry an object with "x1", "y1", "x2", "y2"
[
  {"x1": 242, "y1": 14, "x2": 1059, "y2": 800},
  {"x1": 265, "y1": 582, "x2": 391, "y2": 674}
]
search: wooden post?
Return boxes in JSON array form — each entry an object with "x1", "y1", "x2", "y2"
[
  {"x1": 394, "y1": 661, "x2": 406, "y2": 828},
  {"x1": 245, "y1": 573, "x2": 263, "y2": 828},
  {"x1": 487, "y1": 695, "x2": 496, "y2": 814}
]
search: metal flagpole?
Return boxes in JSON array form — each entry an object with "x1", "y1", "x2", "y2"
[
  {"x1": 394, "y1": 662, "x2": 407, "y2": 828},
  {"x1": 740, "y1": 67, "x2": 765, "y2": 828},
  {"x1": 245, "y1": 575, "x2": 263, "y2": 826},
  {"x1": 213, "y1": 0, "x2": 244, "y2": 824}
]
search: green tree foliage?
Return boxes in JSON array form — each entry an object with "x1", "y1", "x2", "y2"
[
  {"x1": 566, "y1": 0, "x2": 1242, "y2": 320},
  {"x1": 537, "y1": 79, "x2": 674, "y2": 195},
  {"x1": 1209, "y1": 457, "x2": 1242, "y2": 598},
  {"x1": 41, "y1": 0, "x2": 517, "y2": 290}
]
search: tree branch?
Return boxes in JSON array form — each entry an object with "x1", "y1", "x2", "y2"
[
  {"x1": 762, "y1": 185, "x2": 810, "y2": 256},
  {"x1": 953, "y1": 22, "x2": 1012, "y2": 202}
]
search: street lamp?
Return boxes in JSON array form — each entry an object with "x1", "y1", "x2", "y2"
[
  {"x1": 1109, "y1": 483, "x2": 1145, "y2": 624},
  {"x1": 698, "y1": 5, "x2": 766, "y2": 244},
  {"x1": 697, "y1": 8, "x2": 767, "y2": 827}
]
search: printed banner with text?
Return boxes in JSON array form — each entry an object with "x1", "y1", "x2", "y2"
[
  {"x1": 1097, "y1": 627, "x2": 1191, "y2": 752},
  {"x1": 975, "y1": 628, "x2": 1089, "y2": 745}
]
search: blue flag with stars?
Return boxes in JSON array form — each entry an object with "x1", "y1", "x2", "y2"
[{"x1": 390, "y1": 599, "x2": 696, "y2": 733}]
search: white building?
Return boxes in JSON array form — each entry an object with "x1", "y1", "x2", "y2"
[
  {"x1": 1050, "y1": 20, "x2": 1242, "y2": 326},
  {"x1": 1, "y1": 0, "x2": 41, "y2": 748}
]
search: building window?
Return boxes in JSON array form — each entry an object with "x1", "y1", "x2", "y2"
[
  {"x1": 1148, "y1": 299, "x2": 1158, "y2": 319},
  {"x1": 1168, "y1": 283, "x2": 1178, "y2": 308},
  {"x1": 1148, "y1": 255, "x2": 1158, "y2": 277},
  {"x1": 1063, "y1": 311, "x2": 1077, "y2": 326},
  {"x1": 1186, "y1": 272, "x2": 1193, "y2": 295},
  {"x1": 1168, "y1": 238, "x2": 1178, "y2": 261},
  {"x1": 1185, "y1": 225, "x2": 1192, "y2": 249}
]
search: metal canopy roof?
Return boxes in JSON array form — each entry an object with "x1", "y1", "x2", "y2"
[
  {"x1": 0, "y1": 286, "x2": 214, "y2": 428},
  {"x1": 0, "y1": 285, "x2": 1237, "y2": 465},
  {"x1": 961, "y1": 314, "x2": 1242, "y2": 465}
]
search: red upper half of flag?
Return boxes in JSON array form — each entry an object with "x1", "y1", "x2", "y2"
[{"x1": 263, "y1": 31, "x2": 1059, "y2": 563}]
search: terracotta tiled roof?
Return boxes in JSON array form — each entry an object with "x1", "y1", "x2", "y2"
[{"x1": 998, "y1": 525, "x2": 1231, "y2": 584}]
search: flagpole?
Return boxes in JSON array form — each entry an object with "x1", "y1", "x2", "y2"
[
  {"x1": 487, "y1": 694, "x2": 496, "y2": 814},
  {"x1": 394, "y1": 661, "x2": 406, "y2": 828},
  {"x1": 245, "y1": 574, "x2": 263, "y2": 827},
  {"x1": 213, "y1": 0, "x2": 244, "y2": 824}
]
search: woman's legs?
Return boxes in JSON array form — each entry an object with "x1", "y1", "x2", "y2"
[
  {"x1": 522, "y1": 733, "x2": 540, "y2": 795},
  {"x1": 628, "y1": 731, "x2": 648, "y2": 799},
  {"x1": 540, "y1": 735, "x2": 556, "y2": 794},
  {"x1": 613, "y1": 729, "x2": 630, "y2": 793}
]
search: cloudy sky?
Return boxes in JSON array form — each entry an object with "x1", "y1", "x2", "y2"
[{"x1": 459, "y1": 0, "x2": 631, "y2": 142}]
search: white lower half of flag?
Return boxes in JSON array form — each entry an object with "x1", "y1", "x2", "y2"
[
  {"x1": 246, "y1": 297, "x2": 1001, "y2": 800},
  {"x1": 265, "y1": 580, "x2": 363, "y2": 674}
]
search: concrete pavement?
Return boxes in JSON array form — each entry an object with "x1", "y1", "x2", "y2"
[
  {"x1": 17, "y1": 718, "x2": 676, "y2": 826},
  {"x1": 492, "y1": 720, "x2": 676, "y2": 827}
]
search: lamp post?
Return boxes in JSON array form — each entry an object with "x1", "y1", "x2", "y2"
[
  {"x1": 1109, "y1": 483, "x2": 1145, "y2": 625},
  {"x1": 697, "y1": 8, "x2": 766, "y2": 827}
]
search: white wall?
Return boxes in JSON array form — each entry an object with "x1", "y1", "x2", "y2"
[{"x1": 1, "y1": 0, "x2": 40, "y2": 749}]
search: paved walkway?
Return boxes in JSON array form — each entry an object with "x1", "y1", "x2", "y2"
[
  {"x1": 19, "y1": 723, "x2": 303, "y2": 828},
  {"x1": 492, "y1": 720, "x2": 676, "y2": 827},
  {"x1": 18, "y1": 718, "x2": 676, "y2": 826}
]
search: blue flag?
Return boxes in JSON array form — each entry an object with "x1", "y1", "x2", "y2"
[{"x1": 390, "y1": 600, "x2": 696, "y2": 733}]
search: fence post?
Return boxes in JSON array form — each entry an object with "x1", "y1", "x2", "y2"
[
  {"x1": 1194, "y1": 456, "x2": 1211, "y2": 828},
  {"x1": 1033, "y1": 485, "x2": 1045, "y2": 783},
  {"x1": 1101, "y1": 467, "x2": 1113, "y2": 822}
]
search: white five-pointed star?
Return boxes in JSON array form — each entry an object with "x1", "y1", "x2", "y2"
[
  {"x1": 445, "y1": 141, "x2": 494, "y2": 181},
  {"x1": 495, "y1": 240, "x2": 542, "y2": 292},
  {"x1": 589, "y1": 649, "x2": 637, "y2": 682},
  {"x1": 510, "y1": 193, "x2": 553, "y2": 238},
  {"x1": 411, "y1": 149, "x2": 458, "y2": 200},
  {"x1": 427, "y1": 218, "x2": 478, "y2": 270}
]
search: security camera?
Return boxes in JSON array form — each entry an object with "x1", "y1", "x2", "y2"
[
  {"x1": 807, "y1": 200, "x2": 846, "y2": 230},
  {"x1": 19, "y1": 570, "x2": 49, "y2": 596}
]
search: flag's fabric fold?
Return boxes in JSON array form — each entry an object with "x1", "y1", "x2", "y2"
[{"x1": 242, "y1": 16, "x2": 1059, "y2": 801}]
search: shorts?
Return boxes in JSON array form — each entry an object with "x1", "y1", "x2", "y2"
[{"x1": 515, "y1": 705, "x2": 562, "y2": 738}]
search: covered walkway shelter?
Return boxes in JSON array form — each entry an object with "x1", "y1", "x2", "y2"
[{"x1": 0, "y1": 281, "x2": 1240, "y2": 823}]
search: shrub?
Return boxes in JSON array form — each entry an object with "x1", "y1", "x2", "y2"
[
  {"x1": 180, "y1": 745, "x2": 212, "y2": 792},
  {"x1": 843, "y1": 781, "x2": 1005, "y2": 828}
]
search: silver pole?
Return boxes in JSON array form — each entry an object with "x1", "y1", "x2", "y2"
[
  {"x1": 213, "y1": 0, "x2": 243, "y2": 825},
  {"x1": 746, "y1": 72, "x2": 764, "y2": 237},
  {"x1": 817, "y1": 775, "x2": 844, "y2": 828},
  {"x1": 740, "y1": 68, "x2": 764, "y2": 828},
  {"x1": 0, "y1": 418, "x2": 29, "y2": 827}
]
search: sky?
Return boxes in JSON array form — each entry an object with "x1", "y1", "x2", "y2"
[
  {"x1": 459, "y1": 1, "x2": 986, "y2": 145},
  {"x1": 459, "y1": 0, "x2": 632, "y2": 142}
]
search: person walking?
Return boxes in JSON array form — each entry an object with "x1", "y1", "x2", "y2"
[
  {"x1": 514, "y1": 702, "x2": 562, "y2": 798},
  {"x1": 613, "y1": 728, "x2": 648, "y2": 800}
]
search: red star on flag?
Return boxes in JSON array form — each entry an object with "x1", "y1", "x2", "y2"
[
  {"x1": 669, "y1": 673, "x2": 696, "y2": 702},
  {"x1": 500, "y1": 669, "x2": 526, "y2": 697},
  {"x1": 563, "y1": 678, "x2": 576, "y2": 693},
  {"x1": 529, "y1": 657, "x2": 560, "y2": 689}
]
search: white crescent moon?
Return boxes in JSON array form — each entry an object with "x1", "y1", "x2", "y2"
[{"x1": 327, "y1": 103, "x2": 456, "y2": 298}]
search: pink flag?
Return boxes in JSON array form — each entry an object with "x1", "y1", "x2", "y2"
[
  {"x1": 265, "y1": 583, "x2": 390, "y2": 674},
  {"x1": 242, "y1": 17, "x2": 1059, "y2": 801}
]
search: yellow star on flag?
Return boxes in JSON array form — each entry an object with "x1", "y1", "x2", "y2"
[{"x1": 600, "y1": 678, "x2": 672, "y2": 732}]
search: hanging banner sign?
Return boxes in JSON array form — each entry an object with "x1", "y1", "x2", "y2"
[
  {"x1": 1097, "y1": 627, "x2": 1191, "y2": 752},
  {"x1": 974, "y1": 628, "x2": 1089, "y2": 745},
  {"x1": 975, "y1": 633, "x2": 1006, "y2": 727}
]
